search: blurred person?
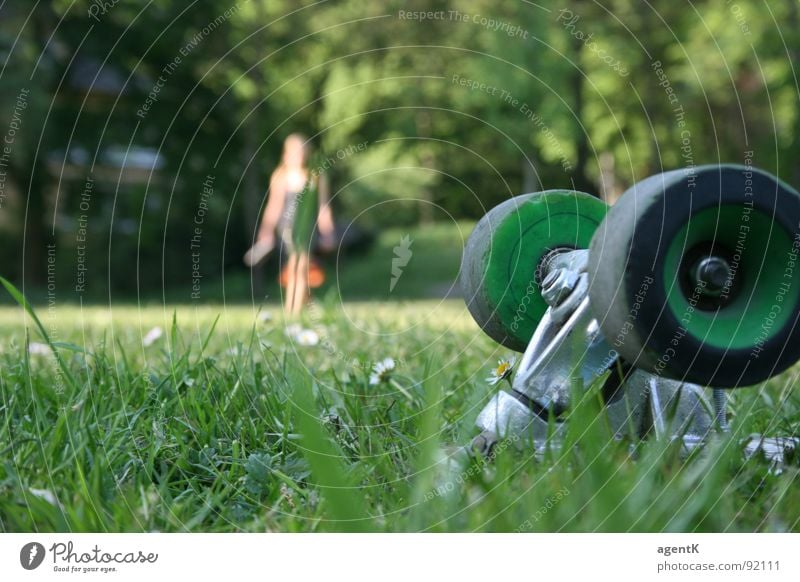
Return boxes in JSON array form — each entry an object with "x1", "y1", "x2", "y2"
[{"x1": 255, "y1": 133, "x2": 335, "y2": 315}]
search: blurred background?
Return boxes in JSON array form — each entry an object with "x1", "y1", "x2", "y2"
[{"x1": 1, "y1": 0, "x2": 798, "y2": 305}]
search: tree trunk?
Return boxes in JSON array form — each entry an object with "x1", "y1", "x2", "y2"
[
  {"x1": 522, "y1": 150, "x2": 541, "y2": 192},
  {"x1": 415, "y1": 111, "x2": 434, "y2": 223},
  {"x1": 570, "y1": 35, "x2": 595, "y2": 196},
  {"x1": 243, "y1": 1, "x2": 268, "y2": 300},
  {"x1": 787, "y1": 1, "x2": 800, "y2": 187},
  {"x1": 21, "y1": 165, "x2": 47, "y2": 292}
]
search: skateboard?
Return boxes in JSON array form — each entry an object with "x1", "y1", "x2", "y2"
[{"x1": 461, "y1": 165, "x2": 800, "y2": 460}]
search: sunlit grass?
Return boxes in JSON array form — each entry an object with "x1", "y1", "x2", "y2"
[{"x1": 0, "y1": 297, "x2": 798, "y2": 532}]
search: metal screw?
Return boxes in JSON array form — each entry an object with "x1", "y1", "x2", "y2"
[
  {"x1": 541, "y1": 268, "x2": 579, "y2": 307},
  {"x1": 694, "y1": 256, "x2": 731, "y2": 293}
]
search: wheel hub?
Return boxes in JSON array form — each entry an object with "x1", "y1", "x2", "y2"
[{"x1": 693, "y1": 255, "x2": 731, "y2": 296}]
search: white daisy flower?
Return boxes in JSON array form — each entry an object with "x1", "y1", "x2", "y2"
[
  {"x1": 486, "y1": 357, "x2": 516, "y2": 385},
  {"x1": 258, "y1": 311, "x2": 273, "y2": 323},
  {"x1": 28, "y1": 342, "x2": 52, "y2": 356},
  {"x1": 285, "y1": 324, "x2": 319, "y2": 347},
  {"x1": 29, "y1": 487, "x2": 61, "y2": 508},
  {"x1": 284, "y1": 323, "x2": 303, "y2": 338},
  {"x1": 295, "y1": 329, "x2": 319, "y2": 347},
  {"x1": 142, "y1": 326, "x2": 163, "y2": 347},
  {"x1": 369, "y1": 357, "x2": 396, "y2": 385}
]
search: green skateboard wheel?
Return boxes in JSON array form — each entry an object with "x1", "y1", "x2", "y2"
[
  {"x1": 588, "y1": 164, "x2": 800, "y2": 387},
  {"x1": 461, "y1": 190, "x2": 608, "y2": 351}
]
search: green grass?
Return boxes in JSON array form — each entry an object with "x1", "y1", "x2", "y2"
[
  {"x1": 328, "y1": 222, "x2": 468, "y2": 300},
  {"x1": 1, "y1": 290, "x2": 799, "y2": 532},
  {"x1": 150, "y1": 221, "x2": 469, "y2": 305}
]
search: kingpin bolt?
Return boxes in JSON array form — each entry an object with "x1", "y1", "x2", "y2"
[{"x1": 541, "y1": 268, "x2": 579, "y2": 307}]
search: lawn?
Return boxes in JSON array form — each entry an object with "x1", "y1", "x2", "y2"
[
  {"x1": 158, "y1": 221, "x2": 471, "y2": 304},
  {"x1": 1, "y1": 291, "x2": 799, "y2": 533},
  {"x1": 1, "y1": 224, "x2": 799, "y2": 533}
]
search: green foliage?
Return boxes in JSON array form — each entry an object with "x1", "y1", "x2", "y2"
[
  {"x1": 1, "y1": 286, "x2": 799, "y2": 532},
  {"x1": 3, "y1": 1, "x2": 799, "y2": 294}
]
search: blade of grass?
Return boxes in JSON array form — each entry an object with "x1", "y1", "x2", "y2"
[
  {"x1": 407, "y1": 357, "x2": 443, "y2": 530},
  {"x1": 287, "y1": 356, "x2": 371, "y2": 532},
  {"x1": 0, "y1": 276, "x2": 78, "y2": 392}
]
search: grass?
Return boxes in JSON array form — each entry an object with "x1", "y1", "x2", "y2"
[
  {"x1": 153, "y1": 221, "x2": 469, "y2": 305},
  {"x1": 1, "y1": 286, "x2": 799, "y2": 533},
  {"x1": 0, "y1": 216, "x2": 799, "y2": 533}
]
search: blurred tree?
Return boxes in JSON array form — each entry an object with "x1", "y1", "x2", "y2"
[{"x1": 1, "y1": 0, "x2": 799, "y2": 298}]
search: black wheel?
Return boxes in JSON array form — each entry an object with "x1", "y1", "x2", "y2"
[
  {"x1": 588, "y1": 164, "x2": 800, "y2": 387},
  {"x1": 461, "y1": 190, "x2": 607, "y2": 351}
]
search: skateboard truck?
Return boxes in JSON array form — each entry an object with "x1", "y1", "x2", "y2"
[
  {"x1": 461, "y1": 166, "x2": 800, "y2": 467},
  {"x1": 471, "y1": 248, "x2": 716, "y2": 458}
]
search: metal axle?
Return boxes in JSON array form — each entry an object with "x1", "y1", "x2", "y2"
[{"x1": 470, "y1": 249, "x2": 795, "y2": 467}]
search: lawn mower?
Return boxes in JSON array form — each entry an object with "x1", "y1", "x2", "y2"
[{"x1": 461, "y1": 164, "x2": 800, "y2": 464}]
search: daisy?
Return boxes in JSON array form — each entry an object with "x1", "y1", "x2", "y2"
[
  {"x1": 284, "y1": 323, "x2": 303, "y2": 338},
  {"x1": 486, "y1": 357, "x2": 516, "y2": 386},
  {"x1": 28, "y1": 342, "x2": 52, "y2": 356},
  {"x1": 142, "y1": 326, "x2": 163, "y2": 347},
  {"x1": 369, "y1": 357, "x2": 396, "y2": 385},
  {"x1": 295, "y1": 329, "x2": 319, "y2": 347},
  {"x1": 29, "y1": 487, "x2": 61, "y2": 508},
  {"x1": 285, "y1": 324, "x2": 319, "y2": 347}
]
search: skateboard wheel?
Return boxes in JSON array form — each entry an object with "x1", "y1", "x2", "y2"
[
  {"x1": 588, "y1": 164, "x2": 800, "y2": 387},
  {"x1": 461, "y1": 190, "x2": 607, "y2": 351}
]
